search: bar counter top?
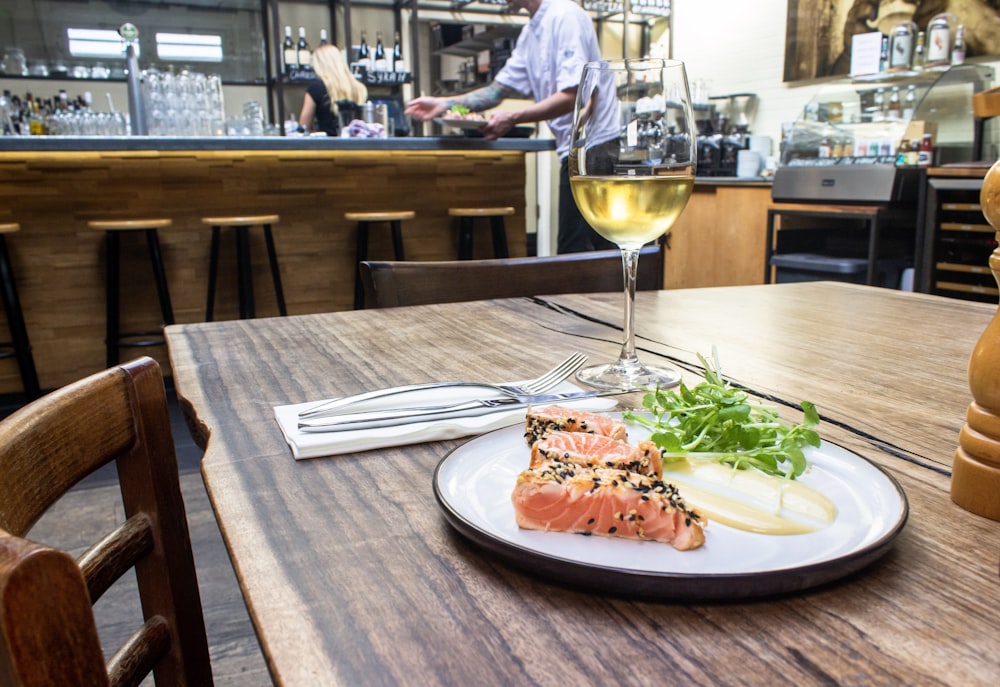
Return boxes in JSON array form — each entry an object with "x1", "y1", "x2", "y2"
[{"x1": 0, "y1": 135, "x2": 555, "y2": 153}]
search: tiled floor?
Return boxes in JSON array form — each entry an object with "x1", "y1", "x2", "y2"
[{"x1": 4, "y1": 387, "x2": 272, "y2": 685}]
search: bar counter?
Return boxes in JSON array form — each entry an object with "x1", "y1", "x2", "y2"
[{"x1": 0, "y1": 136, "x2": 553, "y2": 393}]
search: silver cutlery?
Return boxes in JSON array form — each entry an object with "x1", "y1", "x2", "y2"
[
  {"x1": 298, "y1": 352, "x2": 588, "y2": 419},
  {"x1": 297, "y1": 388, "x2": 624, "y2": 432}
]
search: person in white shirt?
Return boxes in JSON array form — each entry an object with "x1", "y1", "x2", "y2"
[{"x1": 404, "y1": 0, "x2": 616, "y2": 253}]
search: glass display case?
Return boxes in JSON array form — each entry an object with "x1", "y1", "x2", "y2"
[{"x1": 772, "y1": 64, "x2": 993, "y2": 203}]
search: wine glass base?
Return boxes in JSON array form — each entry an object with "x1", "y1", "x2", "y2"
[{"x1": 575, "y1": 360, "x2": 681, "y2": 392}]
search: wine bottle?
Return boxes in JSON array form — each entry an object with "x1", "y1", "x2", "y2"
[
  {"x1": 359, "y1": 31, "x2": 371, "y2": 71},
  {"x1": 282, "y1": 25, "x2": 296, "y2": 76},
  {"x1": 392, "y1": 31, "x2": 405, "y2": 73},
  {"x1": 297, "y1": 27, "x2": 312, "y2": 73},
  {"x1": 319, "y1": 29, "x2": 329, "y2": 46},
  {"x1": 374, "y1": 31, "x2": 387, "y2": 71}
]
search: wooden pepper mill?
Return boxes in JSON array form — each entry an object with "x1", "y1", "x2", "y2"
[{"x1": 952, "y1": 158, "x2": 1000, "y2": 520}]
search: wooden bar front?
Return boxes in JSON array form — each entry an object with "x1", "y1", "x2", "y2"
[{"x1": 0, "y1": 138, "x2": 548, "y2": 393}]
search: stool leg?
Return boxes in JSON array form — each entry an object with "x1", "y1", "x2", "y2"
[
  {"x1": 0, "y1": 235, "x2": 40, "y2": 399},
  {"x1": 235, "y1": 226, "x2": 255, "y2": 319},
  {"x1": 390, "y1": 220, "x2": 406, "y2": 261},
  {"x1": 106, "y1": 231, "x2": 121, "y2": 368},
  {"x1": 458, "y1": 217, "x2": 474, "y2": 260},
  {"x1": 490, "y1": 216, "x2": 509, "y2": 258},
  {"x1": 205, "y1": 226, "x2": 220, "y2": 321},
  {"x1": 263, "y1": 223, "x2": 287, "y2": 316},
  {"x1": 354, "y1": 221, "x2": 370, "y2": 310},
  {"x1": 145, "y1": 229, "x2": 174, "y2": 325}
]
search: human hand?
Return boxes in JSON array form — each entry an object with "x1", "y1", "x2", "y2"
[
  {"x1": 481, "y1": 110, "x2": 518, "y2": 140},
  {"x1": 404, "y1": 97, "x2": 447, "y2": 121}
]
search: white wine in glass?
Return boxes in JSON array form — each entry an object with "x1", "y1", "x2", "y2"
[{"x1": 569, "y1": 58, "x2": 696, "y2": 391}]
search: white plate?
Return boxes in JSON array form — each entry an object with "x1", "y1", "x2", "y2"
[
  {"x1": 433, "y1": 421, "x2": 908, "y2": 599},
  {"x1": 435, "y1": 116, "x2": 487, "y2": 130}
]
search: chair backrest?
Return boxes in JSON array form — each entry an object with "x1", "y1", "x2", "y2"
[
  {"x1": 0, "y1": 357, "x2": 213, "y2": 687},
  {"x1": 361, "y1": 243, "x2": 664, "y2": 308}
]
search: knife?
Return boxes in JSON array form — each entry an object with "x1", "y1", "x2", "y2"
[{"x1": 296, "y1": 389, "x2": 625, "y2": 433}]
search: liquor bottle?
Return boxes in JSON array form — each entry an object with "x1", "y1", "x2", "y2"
[
  {"x1": 374, "y1": 31, "x2": 387, "y2": 71},
  {"x1": 879, "y1": 35, "x2": 890, "y2": 72},
  {"x1": 392, "y1": 31, "x2": 405, "y2": 73},
  {"x1": 951, "y1": 25, "x2": 966, "y2": 65},
  {"x1": 359, "y1": 31, "x2": 371, "y2": 71},
  {"x1": 319, "y1": 29, "x2": 329, "y2": 47},
  {"x1": 913, "y1": 31, "x2": 926, "y2": 69},
  {"x1": 902, "y1": 84, "x2": 917, "y2": 120},
  {"x1": 297, "y1": 27, "x2": 312, "y2": 72},
  {"x1": 887, "y1": 86, "x2": 902, "y2": 121},
  {"x1": 282, "y1": 25, "x2": 296, "y2": 76}
]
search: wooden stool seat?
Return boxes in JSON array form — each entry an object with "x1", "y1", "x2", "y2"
[
  {"x1": 347, "y1": 210, "x2": 414, "y2": 309},
  {"x1": 448, "y1": 207, "x2": 515, "y2": 218},
  {"x1": 450, "y1": 206, "x2": 513, "y2": 260},
  {"x1": 203, "y1": 214, "x2": 286, "y2": 320},
  {"x1": 201, "y1": 214, "x2": 281, "y2": 227},
  {"x1": 0, "y1": 222, "x2": 39, "y2": 398},
  {"x1": 87, "y1": 218, "x2": 173, "y2": 231},
  {"x1": 88, "y1": 218, "x2": 174, "y2": 369},
  {"x1": 345, "y1": 211, "x2": 416, "y2": 223}
]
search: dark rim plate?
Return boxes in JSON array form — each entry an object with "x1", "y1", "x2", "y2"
[{"x1": 432, "y1": 423, "x2": 908, "y2": 600}]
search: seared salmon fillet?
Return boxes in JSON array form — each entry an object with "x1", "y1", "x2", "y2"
[
  {"x1": 524, "y1": 405, "x2": 627, "y2": 446},
  {"x1": 512, "y1": 459, "x2": 705, "y2": 550},
  {"x1": 531, "y1": 430, "x2": 663, "y2": 478}
]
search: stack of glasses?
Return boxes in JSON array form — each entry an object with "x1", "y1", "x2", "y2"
[{"x1": 141, "y1": 69, "x2": 225, "y2": 137}]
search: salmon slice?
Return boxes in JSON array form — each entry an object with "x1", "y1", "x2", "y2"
[
  {"x1": 512, "y1": 460, "x2": 705, "y2": 550},
  {"x1": 524, "y1": 405, "x2": 627, "y2": 446},
  {"x1": 531, "y1": 430, "x2": 663, "y2": 478}
]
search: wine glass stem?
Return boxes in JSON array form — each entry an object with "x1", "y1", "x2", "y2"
[{"x1": 618, "y1": 247, "x2": 640, "y2": 366}]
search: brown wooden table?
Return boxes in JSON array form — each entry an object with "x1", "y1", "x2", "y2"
[{"x1": 166, "y1": 281, "x2": 1000, "y2": 686}]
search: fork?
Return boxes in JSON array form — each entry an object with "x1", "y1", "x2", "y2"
[{"x1": 297, "y1": 352, "x2": 588, "y2": 419}]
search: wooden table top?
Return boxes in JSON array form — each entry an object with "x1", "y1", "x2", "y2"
[{"x1": 166, "y1": 282, "x2": 1000, "y2": 686}]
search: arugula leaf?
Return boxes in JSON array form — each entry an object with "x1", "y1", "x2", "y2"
[
  {"x1": 623, "y1": 353, "x2": 820, "y2": 479},
  {"x1": 448, "y1": 104, "x2": 471, "y2": 115}
]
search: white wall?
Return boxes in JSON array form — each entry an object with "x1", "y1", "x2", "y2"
[{"x1": 670, "y1": 0, "x2": 1000, "y2": 159}]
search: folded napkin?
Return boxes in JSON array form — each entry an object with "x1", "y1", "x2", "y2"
[{"x1": 274, "y1": 381, "x2": 619, "y2": 460}]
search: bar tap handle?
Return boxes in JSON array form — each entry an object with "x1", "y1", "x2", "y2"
[{"x1": 119, "y1": 22, "x2": 147, "y2": 136}]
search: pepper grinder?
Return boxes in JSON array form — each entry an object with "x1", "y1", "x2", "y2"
[{"x1": 952, "y1": 158, "x2": 1000, "y2": 520}]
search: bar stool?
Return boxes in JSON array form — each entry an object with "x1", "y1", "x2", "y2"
[
  {"x1": 450, "y1": 206, "x2": 513, "y2": 260},
  {"x1": 203, "y1": 214, "x2": 287, "y2": 321},
  {"x1": 87, "y1": 218, "x2": 174, "y2": 370},
  {"x1": 0, "y1": 223, "x2": 40, "y2": 399},
  {"x1": 345, "y1": 210, "x2": 414, "y2": 309}
]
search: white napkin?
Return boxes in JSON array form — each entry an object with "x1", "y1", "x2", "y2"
[{"x1": 273, "y1": 381, "x2": 619, "y2": 460}]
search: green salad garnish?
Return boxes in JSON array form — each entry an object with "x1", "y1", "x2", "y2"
[{"x1": 623, "y1": 351, "x2": 821, "y2": 479}]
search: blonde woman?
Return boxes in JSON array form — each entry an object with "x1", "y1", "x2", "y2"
[{"x1": 298, "y1": 44, "x2": 368, "y2": 135}]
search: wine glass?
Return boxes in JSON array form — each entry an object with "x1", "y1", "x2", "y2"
[{"x1": 568, "y1": 58, "x2": 696, "y2": 391}]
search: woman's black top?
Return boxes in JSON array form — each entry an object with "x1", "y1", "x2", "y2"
[{"x1": 306, "y1": 79, "x2": 340, "y2": 136}]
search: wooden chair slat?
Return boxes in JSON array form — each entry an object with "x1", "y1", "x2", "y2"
[{"x1": 78, "y1": 514, "x2": 154, "y2": 604}]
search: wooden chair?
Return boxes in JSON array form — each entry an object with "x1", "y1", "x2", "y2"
[
  {"x1": 360, "y1": 243, "x2": 664, "y2": 308},
  {"x1": 0, "y1": 356, "x2": 214, "y2": 687}
]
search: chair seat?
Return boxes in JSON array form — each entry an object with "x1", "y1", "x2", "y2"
[
  {"x1": 201, "y1": 214, "x2": 280, "y2": 227},
  {"x1": 88, "y1": 219, "x2": 173, "y2": 231},
  {"x1": 448, "y1": 207, "x2": 515, "y2": 218},
  {"x1": 0, "y1": 223, "x2": 20, "y2": 235},
  {"x1": 345, "y1": 211, "x2": 416, "y2": 222}
]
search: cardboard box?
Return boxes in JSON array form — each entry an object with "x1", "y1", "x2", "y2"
[{"x1": 904, "y1": 120, "x2": 938, "y2": 142}]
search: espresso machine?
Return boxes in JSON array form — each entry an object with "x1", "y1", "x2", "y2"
[{"x1": 696, "y1": 92, "x2": 758, "y2": 176}]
